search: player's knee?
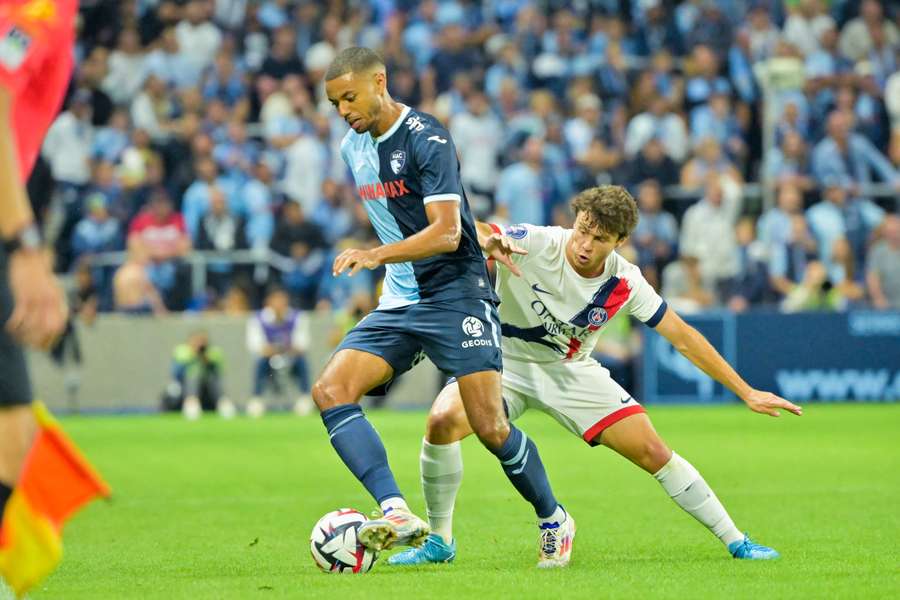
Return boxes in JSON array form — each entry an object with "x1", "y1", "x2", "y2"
[
  {"x1": 426, "y1": 406, "x2": 466, "y2": 444},
  {"x1": 471, "y1": 416, "x2": 510, "y2": 452},
  {"x1": 311, "y1": 379, "x2": 348, "y2": 412},
  {"x1": 639, "y1": 438, "x2": 672, "y2": 473}
]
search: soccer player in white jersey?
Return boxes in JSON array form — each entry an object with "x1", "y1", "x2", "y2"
[{"x1": 389, "y1": 185, "x2": 803, "y2": 566}]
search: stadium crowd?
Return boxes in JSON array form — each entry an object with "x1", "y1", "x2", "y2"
[{"x1": 36, "y1": 0, "x2": 900, "y2": 321}]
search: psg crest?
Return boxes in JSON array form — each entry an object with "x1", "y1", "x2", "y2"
[
  {"x1": 505, "y1": 225, "x2": 528, "y2": 239},
  {"x1": 390, "y1": 150, "x2": 406, "y2": 174},
  {"x1": 588, "y1": 307, "x2": 609, "y2": 327}
]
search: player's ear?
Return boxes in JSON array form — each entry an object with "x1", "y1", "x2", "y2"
[{"x1": 372, "y1": 69, "x2": 386, "y2": 95}]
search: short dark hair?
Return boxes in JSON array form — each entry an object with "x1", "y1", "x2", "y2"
[
  {"x1": 325, "y1": 47, "x2": 385, "y2": 81},
  {"x1": 570, "y1": 185, "x2": 639, "y2": 241}
]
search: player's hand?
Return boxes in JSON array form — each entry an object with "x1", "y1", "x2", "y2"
[
  {"x1": 5, "y1": 248, "x2": 68, "y2": 350},
  {"x1": 332, "y1": 248, "x2": 382, "y2": 277},
  {"x1": 743, "y1": 389, "x2": 803, "y2": 417},
  {"x1": 484, "y1": 233, "x2": 527, "y2": 277}
]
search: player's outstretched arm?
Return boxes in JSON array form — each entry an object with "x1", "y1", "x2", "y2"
[
  {"x1": 333, "y1": 200, "x2": 462, "y2": 276},
  {"x1": 654, "y1": 307, "x2": 803, "y2": 417},
  {"x1": 474, "y1": 221, "x2": 527, "y2": 276}
]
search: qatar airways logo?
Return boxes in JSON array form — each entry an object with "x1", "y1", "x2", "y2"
[
  {"x1": 531, "y1": 300, "x2": 594, "y2": 340},
  {"x1": 357, "y1": 179, "x2": 410, "y2": 200}
]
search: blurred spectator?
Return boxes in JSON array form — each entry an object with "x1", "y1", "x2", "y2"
[
  {"x1": 679, "y1": 175, "x2": 743, "y2": 298},
  {"x1": 183, "y1": 157, "x2": 238, "y2": 239},
  {"x1": 450, "y1": 91, "x2": 502, "y2": 204},
  {"x1": 92, "y1": 109, "x2": 131, "y2": 164},
  {"x1": 131, "y1": 75, "x2": 178, "y2": 143},
  {"x1": 282, "y1": 114, "x2": 330, "y2": 213},
  {"x1": 246, "y1": 288, "x2": 313, "y2": 417},
  {"x1": 202, "y1": 51, "x2": 250, "y2": 115},
  {"x1": 176, "y1": 1, "x2": 223, "y2": 77},
  {"x1": 261, "y1": 26, "x2": 305, "y2": 80},
  {"x1": 162, "y1": 329, "x2": 232, "y2": 419},
  {"x1": 625, "y1": 96, "x2": 688, "y2": 163},
  {"x1": 43, "y1": 89, "x2": 94, "y2": 188},
  {"x1": 758, "y1": 183, "x2": 806, "y2": 245},
  {"x1": 747, "y1": 4, "x2": 781, "y2": 62},
  {"x1": 113, "y1": 245, "x2": 167, "y2": 315},
  {"x1": 726, "y1": 217, "x2": 773, "y2": 312},
  {"x1": 72, "y1": 194, "x2": 121, "y2": 263},
  {"x1": 102, "y1": 28, "x2": 147, "y2": 105},
  {"x1": 764, "y1": 131, "x2": 815, "y2": 192},
  {"x1": 242, "y1": 160, "x2": 278, "y2": 249},
  {"x1": 867, "y1": 214, "x2": 900, "y2": 309},
  {"x1": 783, "y1": 0, "x2": 836, "y2": 58},
  {"x1": 838, "y1": 0, "x2": 899, "y2": 62},
  {"x1": 806, "y1": 179, "x2": 885, "y2": 274},
  {"x1": 631, "y1": 180, "x2": 677, "y2": 290},
  {"x1": 311, "y1": 180, "x2": 353, "y2": 246},
  {"x1": 662, "y1": 254, "x2": 716, "y2": 314},
  {"x1": 690, "y1": 90, "x2": 746, "y2": 162},
  {"x1": 128, "y1": 188, "x2": 192, "y2": 310},
  {"x1": 804, "y1": 23, "x2": 854, "y2": 118},
  {"x1": 144, "y1": 27, "x2": 197, "y2": 89},
  {"x1": 681, "y1": 137, "x2": 743, "y2": 188},
  {"x1": 781, "y1": 260, "x2": 842, "y2": 311},
  {"x1": 769, "y1": 214, "x2": 819, "y2": 298},
  {"x1": 271, "y1": 202, "x2": 328, "y2": 309},
  {"x1": 828, "y1": 236, "x2": 866, "y2": 302},
  {"x1": 495, "y1": 136, "x2": 549, "y2": 225},
  {"x1": 684, "y1": 45, "x2": 731, "y2": 111},
  {"x1": 196, "y1": 187, "x2": 248, "y2": 297},
  {"x1": 624, "y1": 136, "x2": 679, "y2": 188}
]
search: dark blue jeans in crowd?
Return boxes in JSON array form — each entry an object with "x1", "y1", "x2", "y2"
[{"x1": 252, "y1": 355, "x2": 310, "y2": 396}]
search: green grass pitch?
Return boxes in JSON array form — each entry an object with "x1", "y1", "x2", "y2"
[{"x1": 13, "y1": 404, "x2": 900, "y2": 599}]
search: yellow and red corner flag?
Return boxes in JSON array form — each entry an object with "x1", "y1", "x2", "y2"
[{"x1": 0, "y1": 402, "x2": 110, "y2": 597}]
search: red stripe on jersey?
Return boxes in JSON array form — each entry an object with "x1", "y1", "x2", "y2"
[
  {"x1": 603, "y1": 278, "x2": 632, "y2": 321},
  {"x1": 582, "y1": 404, "x2": 646, "y2": 446},
  {"x1": 564, "y1": 336, "x2": 582, "y2": 359},
  {"x1": 488, "y1": 223, "x2": 502, "y2": 235}
]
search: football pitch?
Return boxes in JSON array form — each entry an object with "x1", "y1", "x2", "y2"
[{"x1": 18, "y1": 403, "x2": 900, "y2": 599}]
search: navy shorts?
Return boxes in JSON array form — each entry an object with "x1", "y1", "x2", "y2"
[
  {"x1": 0, "y1": 251, "x2": 32, "y2": 408},
  {"x1": 336, "y1": 298, "x2": 502, "y2": 395}
]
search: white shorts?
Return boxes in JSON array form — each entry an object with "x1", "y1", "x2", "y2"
[{"x1": 501, "y1": 357, "x2": 645, "y2": 445}]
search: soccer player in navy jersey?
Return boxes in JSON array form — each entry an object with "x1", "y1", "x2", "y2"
[{"x1": 317, "y1": 47, "x2": 575, "y2": 566}]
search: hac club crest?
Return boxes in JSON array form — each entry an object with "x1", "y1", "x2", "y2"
[{"x1": 390, "y1": 150, "x2": 406, "y2": 174}]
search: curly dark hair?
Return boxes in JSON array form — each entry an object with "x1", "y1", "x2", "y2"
[{"x1": 570, "y1": 185, "x2": 639, "y2": 241}]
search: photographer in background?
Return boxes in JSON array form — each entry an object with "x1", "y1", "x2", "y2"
[
  {"x1": 163, "y1": 329, "x2": 234, "y2": 419},
  {"x1": 246, "y1": 288, "x2": 312, "y2": 417}
]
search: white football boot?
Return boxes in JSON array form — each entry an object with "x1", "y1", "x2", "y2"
[
  {"x1": 358, "y1": 507, "x2": 431, "y2": 552},
  {"x1": 537, "y1": 510, "x2": 576, "y2": 568}
]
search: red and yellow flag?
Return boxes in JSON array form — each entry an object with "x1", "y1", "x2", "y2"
[{"x1": 0, "y1": 403, "x2": 110, "y2": 597}]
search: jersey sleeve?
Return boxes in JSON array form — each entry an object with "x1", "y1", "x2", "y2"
[
  {"x1": 0, "y1": 0, "x2": 75, "y2": 94},
  {"x1": 412, "y1": 125, "x2": 463, "y2": 204},
  {"x1": 487, "y1": 223, "x2": 561, "y2": 266},
  {"x1": 625, "y1": 264, "x2": 668, "y2": 328}
]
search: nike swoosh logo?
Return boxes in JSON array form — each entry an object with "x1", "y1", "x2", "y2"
[
  {"x1": 531, "y1": 283, "x2": 552, "y2": 295},
  {"x1": 620, "y1": 397, "x2": 633, "y2": 404}
]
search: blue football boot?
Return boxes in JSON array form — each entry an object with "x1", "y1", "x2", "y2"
[
  {"x1": 387, "y1": 533, "x2": 456, "y2": 566},
  {"x1": 728, "y1": 534, "x2": 780, "y2": 559}
]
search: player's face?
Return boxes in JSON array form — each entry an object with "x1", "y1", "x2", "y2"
[
  {"x1": 326, "y1": 70, "x2": 384, "y2": 134},
  {"x1": 568, "y1": 212, "x2": 626, "y2": 276}
]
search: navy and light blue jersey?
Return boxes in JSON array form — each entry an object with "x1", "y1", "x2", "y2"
[{"x1": 340, "y1": 105, "x2": 495, "y2": 309}]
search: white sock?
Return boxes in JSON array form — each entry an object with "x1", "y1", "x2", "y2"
[
  {"x1": 420, "y1": 438, "x2": 463, "y2": 544},
  {"x1": 653, "y1": 452, "x2": 744, "y2": 547},
  {"x1": 537, "y1": 504, "x2": 566, "y2": 527},
  {"x1": 380, "y1": 496, "x2": 409, "y2": 513}
]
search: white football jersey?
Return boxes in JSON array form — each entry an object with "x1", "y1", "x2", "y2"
[{"x1": 492, "y1": 223, "x2": 667, "y2": 364}]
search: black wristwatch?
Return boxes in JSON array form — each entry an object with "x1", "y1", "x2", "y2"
[{"x1": 2, "y1": 224, "x2": 43, "y2": 255}]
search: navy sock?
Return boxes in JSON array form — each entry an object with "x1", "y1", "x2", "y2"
[
  {"x1": 321, "y1": 405, "x2": 403, "y2": 505},
  {"x1": 0, "y1": 481, "x2": 11, "y2": 521},
  {"x1": 491, "y1": 424, "x2": 558, "y2": 519}
]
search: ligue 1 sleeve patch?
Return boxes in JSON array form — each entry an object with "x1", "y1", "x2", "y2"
[
  {"x1": 505, "y1": 225, "x2": 528, "y2": 239},
  {"x1": 0, "y1": 26, "x2": 31, "y2": 70}
]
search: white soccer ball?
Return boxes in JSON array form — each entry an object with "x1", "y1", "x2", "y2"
[{"x1": 309, "y1": 509, "x2": 378, "y2": 574}]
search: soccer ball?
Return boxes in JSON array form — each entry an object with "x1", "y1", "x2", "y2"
[{"x1": 309, "y1": 509, "x2": 378, "y2": 573}]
